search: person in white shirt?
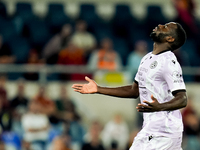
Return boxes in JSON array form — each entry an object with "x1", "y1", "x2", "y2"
[
  {"x1": 101, "y1": 114, "x2": 129, "y2": 150},
  {"x1": 71, "y1": 20, "x2": 96, "y2": 54},
  {"x1": 21, "y1": 100, "x2": 49, "y2": 149}
]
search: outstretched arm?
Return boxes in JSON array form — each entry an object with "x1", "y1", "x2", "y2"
[
  {"x1": 136, "y1": 91, "x2": 187, "y2": 112},
  {"x1": 72, "y1": 76, "x2": 139, "y2": 98}
]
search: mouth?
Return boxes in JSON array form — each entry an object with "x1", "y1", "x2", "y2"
[{"x1": 153, "y1": 27, "x2": 157, "y2": 32}]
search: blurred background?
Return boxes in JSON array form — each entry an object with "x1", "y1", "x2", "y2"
[{"x1": 0, "y1": 0, "x2": 200, "y2": 149}]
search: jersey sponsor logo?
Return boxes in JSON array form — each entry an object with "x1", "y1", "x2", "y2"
[
  {"x1": 138, "y1": 71, "x2": 143, "y2": 76},
  {"x1": 139, "y1": 76, "x2": 144, "y2": 81},
  {"x1": 150, "y1": 61, "x2": 158, "y2": 69},
  {"x1": 172, "y1": 71, "x2": 182, "y2": 79},
  {"x1": 139, "y1": 67, "x2": 148, "y2": 73},
  {"x1": 172, "y1": 71, "x2": 183, "y2": 83}
]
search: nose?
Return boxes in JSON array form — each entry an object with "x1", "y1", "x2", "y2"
[{"x1": 158, "y1": 24, "x2": 164, "y2": 29}]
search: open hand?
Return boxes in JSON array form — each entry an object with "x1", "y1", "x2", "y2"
[
  {"x1": 136, "y1": 95, "x2": 162, "y2": 112},
  {"x1": 72, "y1": 76, "x2": 98, "y2": 94}
]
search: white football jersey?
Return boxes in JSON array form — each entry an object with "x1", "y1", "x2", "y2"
[{"x1": 135, "y1": 50, "x2": 186, "y2": 138}]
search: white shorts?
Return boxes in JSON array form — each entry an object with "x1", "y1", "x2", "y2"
[{"x1": 129, "y1": 134, "x2": 182, "y2": 150}]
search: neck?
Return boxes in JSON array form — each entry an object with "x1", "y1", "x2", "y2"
[{"x1": 152, "y1": 42, "x2": 170, "y2": 55}]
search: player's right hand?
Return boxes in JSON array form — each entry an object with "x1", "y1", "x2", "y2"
[{"x1": 71, "y1": 76, "x2": 98, "y2": 94}]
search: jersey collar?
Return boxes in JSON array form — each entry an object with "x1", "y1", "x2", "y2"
[{"x1": 156, "y1": 49, "x2": 171, "y2": 55}]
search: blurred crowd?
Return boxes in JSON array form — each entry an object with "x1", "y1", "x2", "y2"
[
  {"x1": 0, "y1": 75, "x2": 135, "y2": 150},
  {"x1": 0, "y1": 0, "x2": 200, "y2": 81},
  {"x1": 0, "y1": 75, "x2": 199, "y2": 150}
]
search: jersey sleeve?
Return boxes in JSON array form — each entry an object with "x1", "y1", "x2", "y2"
[
  {"x1": 134, "y1": 71, "x2": 139, "y2": 83},
  {"x1": 163, "y1": 58, "x2": 186, "y2": 95}
]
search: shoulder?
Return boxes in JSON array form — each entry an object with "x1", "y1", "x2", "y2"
[
  {"x1": 159, "y1": 51, "x2": 178, "y2": 65},
  {"x1": 162, "y1": 51, "x2": 182, "y2": 72},
  {"x1": 141, "y1": 52, "x2": 151, "y2": 61}
]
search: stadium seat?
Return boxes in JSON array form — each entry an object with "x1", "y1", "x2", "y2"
[
  {"x1": 0, "y1": 1, "x2": 7, "y2": 18},
  {"x1": 0, "y1": 19, "x2": 18, "y2": 43},
  {"x1": 15, "y1": 2, "x2": 35, "y2": 22},
  {"x1": 113, "y1": 37, "x2": 130, "y2": 65},
  {"x1": 112, "y1": 4, "x2": 136, "y2": 39},
  {"x1": 181, "y1": 39, "x2": 199, "y2": 66},
  {"x1": 93, "y1": 19, "x2": 114, "y2": 43},
  {"x1": 79, "y1": 4, "x2": 99, "y2": 33},
  {"x1": 144, "y1": 5, "x2": 169, "y2": 35},
  {"x1": 8, "y1": 36, "x2": 30, "y2": 63},
  {"x1": 26, "y1": 19, "x2": 51, "y2": 50},
  {"x1": 46, "y1": 3, "x2": 71, "y2": 34}
]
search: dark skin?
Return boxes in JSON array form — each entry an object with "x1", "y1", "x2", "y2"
[{"x1": 72, "y1": 22, "x2": 187, "y2": 112}]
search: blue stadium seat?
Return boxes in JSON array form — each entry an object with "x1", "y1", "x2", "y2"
[
  {"x1": 26, "y1": 19, "x2": 51, "y2": 50},
  {"x1": 46, "y1": 3, "x2": 71, "y2": 34},
  {"x1": 0, "y1": 19, "x2": 17, "y2": 43},
  {"x1": 93, "y1": 19, "x2": 114, "y2": 43},
  {"x1": 181, "y1": 39, "x2": 199, "y2": 66},
  {"x1": 8, "y1": 36, "x2": 30, "y2": 63},
  {"x1": 113, "y1": 37, "x2": 130, "y2": 65},
  {"x1": 115, "y1": 4, "x2": 132, "y2": 18},
  {"x1": 144, "y1": 5, "x2": 169, "y2": 35},
  {"x1": 0, "y1": 1, "x2": 7, "y2": 18},
  {"x1": 79, "y1": 4, "x2": 99, "y2": 32},
  {"x1": 112, "y1": 4, "x2": 136, "y2": 39},
  {"x1": 15, "y1": 2, "x2": 35, "y2": 21}
]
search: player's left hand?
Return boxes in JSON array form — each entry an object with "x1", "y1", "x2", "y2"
[{"x1": 136, "y1": 95, "x2": 162, "y2": 112}]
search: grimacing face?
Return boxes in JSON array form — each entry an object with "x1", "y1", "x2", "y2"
[{"x1": 150, "y1": 22, "x2": 177, "y2": 43}]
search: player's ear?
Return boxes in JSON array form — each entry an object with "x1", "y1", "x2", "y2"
[{"x1": 166, "y1": 36, "x2": 175, "y2": 43}]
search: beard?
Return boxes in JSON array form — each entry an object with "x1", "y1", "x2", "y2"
[{"x1": 150, "y1": 32, "x2": 169, "y2": 43}]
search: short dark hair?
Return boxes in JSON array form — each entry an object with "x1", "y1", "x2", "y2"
[{"x1": 170, "y1": 23, "x2": 187, "y2": 51}]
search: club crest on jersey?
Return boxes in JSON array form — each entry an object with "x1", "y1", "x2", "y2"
[{"x1": 150, "y1": 61, "x2": 158, "y2": 69}]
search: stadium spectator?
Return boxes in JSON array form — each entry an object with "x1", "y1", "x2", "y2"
[
  {"x1": 10, "y1": 80, "x2": 28, "y2": 139},
  {"x1": 82, "y1": 120, "x2": 105, "y2": 150},
  {"x1": 33, "y1": 85, "x2": 56, "y2": 117},
  {"x1": 23, "y1": 49, "x2": 44, "y2": 81},
  {"x1": 10, "y1": 80, "x2": 29, "y2": 110},
  {"x1": 21, "y1": 100, "x2": 50, "y2": 150},
  {"x1": 0, "y1": 97, "x2": 12, "y2": 132},
  {"x1": 87, "y1": 38, "x2": 122, "y2": 72},
  {"x1": 42, "y1": 24, "x2": 72, "y2": 64},
  {"x1": 55, "y1": 85, "x2": 75, "y2": 112},
  {"x1": 51, "y1": 135, "x2": 72, "y2": 150},
  {"x1": 101, "y1": 114, "x2": 129, "y2": 150},
  {"x1": 0, "y1": 141, "x2": 5, "y2": 150},
  {"x1": 126, "y1": 40, "x2": 148, "y2": 78},
  {"x1": 53, "y1": 85, "x2": 76, "y2": 126},
  {"x1": 0, "y1": 35, "x2": 15, "y2": 64},
  {"x1": 0, "y1": 75, "x2": 10, "y2": 110},
  {"x1": 57, "y1": 40, "x2": 86, "y2": 65},
  {"x1": 57, "y1": 40, "x2": 90, "y2": 81},
  {"x1": 71, "y1": 20, "x2": 97, "y2": 58},
  {"x1": 171, "y1": 0, "x2": 199, "y2": 37},
  {"x1": 62, "y1": 107, "x2": 85, "y2": 150},
  {"x1": 182, "y1": 96, "x2": 200, "y2": 150}
]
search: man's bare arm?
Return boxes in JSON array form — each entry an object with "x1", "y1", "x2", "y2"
[
  {"x1": 137, "y1": 91, "x2": 187, "y2": 112},
  {"x1": 97, "y1": 82, "x2": 139, "y2": 98},
  {"x1": 72, "y1": 76, "x2": 139, "y2": 98}
]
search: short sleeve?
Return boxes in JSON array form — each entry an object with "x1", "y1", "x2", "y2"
[
  {"x1": 134, "y1": 71, "x2": 139, "y2": 83},
  {"x1": 163, "y1": 58, "x2": 186, "y2": 95}
]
